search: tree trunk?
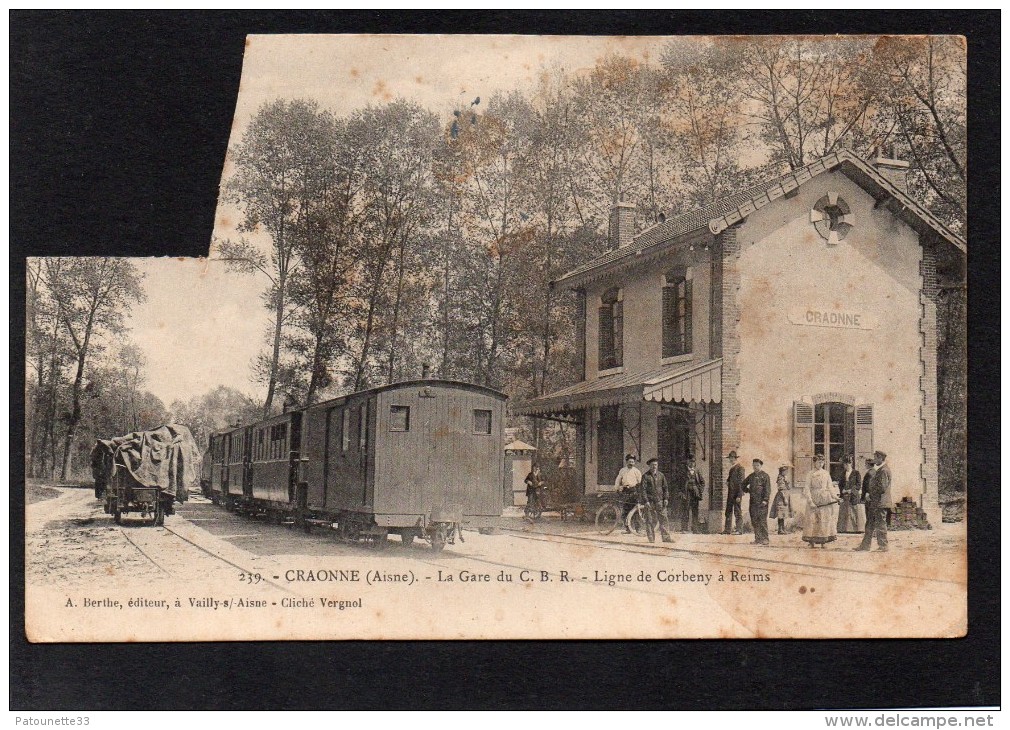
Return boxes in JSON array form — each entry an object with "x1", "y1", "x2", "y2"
[
  {"x1": 354, "y1": 289, "x2": 381, "y2": 392},
  {"x1": 306, "y1": 328, "x2": 326, "y2": 405},
  {"x1": 60, "y1": 352, "x2": 86, "y2": 481},
  {"x1": 386, "y1": 234, "x2": 408, "y2": 384},
  {"x1": 440, "y1": 195, "x2": 455, "y2": 378},
  {"x1": 263, "y1": 273, "x2": 286, "y2": 418}
]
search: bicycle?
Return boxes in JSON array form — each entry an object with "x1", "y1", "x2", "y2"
[
  {"x1": 524, "y1": 488, "x2": 546, "y2": 522},
  {"x1": 594, "y1": 488, "x2": 636, "y2": 535},
  {"x1": 627, "y1": 501, "x2": 659, "y2": 542}
]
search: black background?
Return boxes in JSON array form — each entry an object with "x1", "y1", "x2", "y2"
[{"x1": 10, "y1": 10, "x2": 1000, "y2": 710}]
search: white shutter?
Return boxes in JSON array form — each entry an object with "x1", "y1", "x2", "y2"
[
  {"x1": 855, "y1": 404, "x2": 874, "y2": 468},
  {"x1": 793, "y1": 401, "x2": 814, "y2": 487}
]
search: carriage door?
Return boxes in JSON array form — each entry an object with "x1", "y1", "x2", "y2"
[
  {"x1": 221, "y1": 434, "x2": 231, "y2": 492},
  {"x1": 242, "y1": 427, "x2": 254, "y2": 498},
  {"x1": 359, "y1": 399, "x2": 373, "y2": 507}
]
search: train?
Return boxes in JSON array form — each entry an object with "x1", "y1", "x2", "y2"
[{"x1": 201, "y1": 379, "x2": 507, "y2": 551}]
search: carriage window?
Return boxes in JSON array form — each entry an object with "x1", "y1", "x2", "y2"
[
  {"x1": 473, "y1": 409, "x2": 492, "y2": 434},
  {"x1": 389, "y1": 405, "x2": 410, "y2": 432},
  {"x1": 341, "y1": 409, "x2": 350, "y2": 452}
]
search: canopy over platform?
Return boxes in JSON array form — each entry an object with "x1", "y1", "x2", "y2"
[{"x1": 512, "y1": 359, "x2": 722, "y2": 419}]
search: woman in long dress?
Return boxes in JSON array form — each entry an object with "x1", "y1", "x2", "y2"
[
  {"x1": 836, "y1": 456, "x2": 864, "y2": 533},
  {"x1": 803, "y1": 454, "x2": 840, "y2": 548}
]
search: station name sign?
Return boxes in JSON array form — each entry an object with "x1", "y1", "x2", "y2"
[{"x1": 788, "y1": 307, "x2": 878, "y2": 331}]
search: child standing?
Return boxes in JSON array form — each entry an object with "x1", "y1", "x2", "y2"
[{"x1": 770, "y1": 466, "x2": 794, "y2": 535}]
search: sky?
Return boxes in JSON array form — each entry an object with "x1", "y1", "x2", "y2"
[{"x1": 127, "y1": 34, "x2": 677, "y2": 408}]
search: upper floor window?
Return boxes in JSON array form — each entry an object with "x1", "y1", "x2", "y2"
[
  {"x1": 598, "y1": 287, "x2": 623, "y2": 371},
  {"x1": 662, "y1": 269, "x2": 692, "y2": 358}
]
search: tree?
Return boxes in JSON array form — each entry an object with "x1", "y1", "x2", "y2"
[
  {"x1": 736, "y1": 37, "x2": 876, "y2": 171},
  {"x1": 867, "y1": 35, "x2": 966, "y2": 232},
  {"x1": 223, "y1": 99, "x2": 336, "y2": 416},
  {"x1": 284, "y1": 114, "x2": 369, "y2": 404},
  {"x1": 42, "y1": 257, "x2": 145, "y2": 480},
  {"x1": 573, "y1": 55, "x2": 650, "y2": 212},
  {"x1": 26, "y1": 259, "x2": 74, "y2": 477},
  {"x1": 662, "y1": 41, "x2": 752, "y2": 207},
  {"x1": 169, "y1": 385, "x2": 262, "y2": 451},
  {"x1": 344, "y1": 101, "x2": 440, "y2": 391},
  {"x1": 453, "y1": 92, "x2": 536, "y2": 388}
]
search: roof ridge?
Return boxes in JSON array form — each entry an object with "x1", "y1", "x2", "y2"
[{"x1": 555, "y1": 149, "x2": 964, "y2": 288}]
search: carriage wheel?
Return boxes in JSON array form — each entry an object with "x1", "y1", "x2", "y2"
[
  {"x1": 595, "y1": 503, "x2": 621, "y2": 535},
  {"x1": 400, "y1": 531, "x2": 414, "y2": 547}
]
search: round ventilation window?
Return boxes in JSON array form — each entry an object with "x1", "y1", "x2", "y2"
[{"x1": 810, "y1": 192, "x2": 854, "y2": 245}]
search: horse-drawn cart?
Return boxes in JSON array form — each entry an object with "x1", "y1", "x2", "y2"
[{"x1": 100, "y1": 424, "x2": 202, "y2": 527}]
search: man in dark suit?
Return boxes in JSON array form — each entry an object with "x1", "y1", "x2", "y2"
[
  {"x1": 678, "y1": 455, "x2": 705, "y2": 533},
  {"x1": 722, "y1": 450, "x2": 745, "y2": 535},
  {"x1": 855, "y1": 450, "x2": 892, "y2": 552},
  {"x1": 640, "y1": 457, "x2": 673, "y2": 543},
  {"x1": 742, "y1": 458, "x2": 771, "y2": 545},
  {"x1": 861, "y1": 458, "x2": 876, "y2": 503}
]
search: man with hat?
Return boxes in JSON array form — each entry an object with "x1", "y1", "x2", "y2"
[
  {"x1": 677, "y1": 454, "x2": 705, "y2": 533},
  {"x1": 640, "y1": 457, "x2": 673, "y2": 543},
  {"x1": 742, "y1": 458, "x2": 772, "y2": 545},
  {"x1": 614, "y1": 454, "x2": 643, "y2": 534},
  {"x1": 855, "y1": 450, "x2": 892, "y2": 552},
  {"x1": 722, "y1": 450, "x2": 745, "y2": 535}
]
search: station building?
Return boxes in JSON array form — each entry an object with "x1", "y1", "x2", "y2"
[{"x1": 513, "y1": 150, "x2": 965, "y2": 527}]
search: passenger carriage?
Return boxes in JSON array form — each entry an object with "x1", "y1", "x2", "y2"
[{"x1": 207, "y1": 379, "x2": 506, "y2": 551}]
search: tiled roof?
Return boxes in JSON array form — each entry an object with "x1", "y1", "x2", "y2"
[{"x1": 555, "y1": 150, "x2": 965, "y2": 289}]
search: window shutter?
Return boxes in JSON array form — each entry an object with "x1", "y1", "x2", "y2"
[
  {"x1": 598, "y1": 304, "x2": 611, "y2": 369},
  {"x1": 614, "y1": 300, "x2": 623, "y2": 367},
  {"x1": 793, "y1": 401, "x2": 815, "y2": 487},
  {"x1": 575, "y1": 290, "x2": 586, "y2": 380},
  {"x1": 855, "y1": 404, "x2": 874, "y2": 467},
  {"x1": 684, "y1": 278, "x2": 693, "y2": 355},
  {"x1": 662, "y1": 286, "x2": 674, "y2": 357}
]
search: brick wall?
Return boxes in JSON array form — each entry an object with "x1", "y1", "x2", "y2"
[
  {"x1": 711, "y1": 224, "x2": 742, "y2": 512},
  {"x1": 919, "y1": 243, "x2": 940, "y2": 524}
]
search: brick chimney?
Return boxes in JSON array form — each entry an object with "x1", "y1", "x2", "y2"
[
  {"x1": 871, "y1": 145, "x2": 910, "y2": 195},
  {"x1": 609, "y1": 200, "x2": 637, "y2": 250}
]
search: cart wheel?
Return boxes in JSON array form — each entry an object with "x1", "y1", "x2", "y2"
[
  {"x1": 154, "y1": 500, "x2": 165, "y2": 526},
  {"x1": 595, "y1": 503, "x2": 621, "y2": 535},
  {"x1": 400, "y1": 531, "x2": 414, "y2": 546}
]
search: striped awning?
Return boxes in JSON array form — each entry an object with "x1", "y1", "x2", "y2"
[
  {"x1": 643, "y1": 358, "x2": 722, "y2": 404},
  {"x1": 512, "y1": 358, "x2": 722, "y2": 417}
]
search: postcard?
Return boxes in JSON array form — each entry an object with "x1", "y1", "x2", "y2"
[{"x1": 25, "y1": 34, "x2": 967, "y2": 641}]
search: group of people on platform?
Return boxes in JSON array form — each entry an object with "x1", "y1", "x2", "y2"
[
  {"x1": 608, "y1": 448, "x2": 894, "y2": 550},
  {"x1": 525, "y1": 447, "x2": 893, "y2": 550},
  {"x1": 614, "y1": 453, "x2": 705, "y2": 543},
  {"x1": 722, "y1": 449, "x2": 893, "y2": 550}
]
